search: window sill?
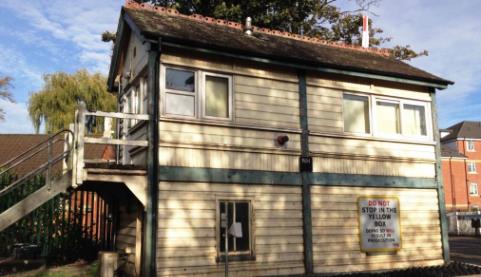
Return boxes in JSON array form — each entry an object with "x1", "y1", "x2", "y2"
[{"x1": 216, "y1": 254, "x2": 256, "y2": 263}]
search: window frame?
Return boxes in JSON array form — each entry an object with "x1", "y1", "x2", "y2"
[
  {"x1": 342, "y1": 92, "x2": 433, "y2": 141},
  {"x1": 161, "y1": 65, "x2": 198, "y2": 119},
  {"x1": 200, "y1": 71, "x2": 233, "y2": 121},
  {"x1": 468, "y1": 161, "x2": 477, "y2": 174},
  {"x1": 342, "y1": 92, "x2": 372, "y2": 136},
  {"x1": 467, "y1": 140, "x2": 476, "y2": 152},
  {"x1": 160, "y1": 65, "x2": 234, "y2": 122},
  {"x1": 470, "y1": 183, "x2": 479, "y2": 196},
  {"x1": 215, "y1": 197, "x2": 254, "y2": 259}
]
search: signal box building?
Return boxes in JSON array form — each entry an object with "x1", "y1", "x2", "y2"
[{"x1": 104, "y1": 1, "x2": 455, "y2": 275}]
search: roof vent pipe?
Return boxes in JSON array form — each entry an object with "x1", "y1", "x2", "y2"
[{"x1": 245, "y1": 17, "x2": 253, "y2": 35}]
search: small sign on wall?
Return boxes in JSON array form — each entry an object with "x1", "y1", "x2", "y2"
[{"x1": 358, "y1": 196, "x2": 402, "y2": 252}]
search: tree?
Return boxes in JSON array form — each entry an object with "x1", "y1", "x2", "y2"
[
  {"x1": 0, "y1": 76, "x2": 14, "y2": 121},
  {"x1": 28, "y1": 70, "x2": 116, "y2": 134},
  {"x1": 130, "y1": 0, "x2": 427, "y2": 60}
]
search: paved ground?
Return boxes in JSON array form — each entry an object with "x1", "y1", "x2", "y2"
[{"x1": 450, "y1": 236, "x2": 481, "y2": 266}]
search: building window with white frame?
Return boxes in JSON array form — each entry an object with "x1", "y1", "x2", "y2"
[
  {"x1": 203, "y1": 73, "x2": 232, "y2": 119},
  {"x1": 470, "y1": 183, "x2": 479, "y2": 196},
  {"x1": 376, "y1": 100, "x2": 401, "y2": 135},
  {"x1": 467, "y1": 140, "x2": 475, "y2": 151},
  {"x1": 162, "y1": 66, "x2": 233, "y2": 120},
  {"x1": 468, "y1": 161, "x2": 477, "y2": 173},
  {"x1": 217, "y1": 200, "x2": 252, "y2": 258},
  {"x1": 403, "y1": 103, "x2": 427, "y2": 136},
  {"x1": 343, "y1": 94, "x2": 370, "y2": 134}
]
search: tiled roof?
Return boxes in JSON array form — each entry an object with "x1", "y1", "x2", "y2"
[
  {"x1": 441, "y1": 121, "x2": 481, "y2": 142},
  {"x1": 441, "y1": 144, "x2": 466, "y2": 158},
  {"x1": 122, "y1": 0, "x2": 452, "y2": 86},
  {"x1": 0, "y1": 134, "x2": 110, "y2": 177}
]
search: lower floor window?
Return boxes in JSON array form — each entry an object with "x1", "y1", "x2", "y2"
[
  {"x1": 218, "y1": 200, "x2": 251, "y2": 255},
  {"x1": 470, "y1": 183, "x2": 479, "y2": 196}
]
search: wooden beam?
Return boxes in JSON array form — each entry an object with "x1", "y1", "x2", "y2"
[
  {"x1": 84, "y1": 111, "x2": 149, "y2": 121},
  {"x1": 84, "y1": 137, "x2": 148, "y2": 147},
  {"x1": 157, "y1": 166, "x2": 437, "y2": 189},
  {"x1": 431, "y1": 91, "x2": 450, "y2": 263}
]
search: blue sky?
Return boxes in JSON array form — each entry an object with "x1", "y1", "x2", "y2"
[{"x1": 0, "y1": 0, "x2": 480, "y2": 133}]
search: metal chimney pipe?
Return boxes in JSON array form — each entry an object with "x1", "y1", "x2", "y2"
[{"x1": 245, "y1": 17, "x2": 252, "y2": 35}]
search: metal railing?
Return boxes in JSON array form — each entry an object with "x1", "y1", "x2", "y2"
[{"x1": 0, "y1": 129, "x2": 74, "y2": 198}]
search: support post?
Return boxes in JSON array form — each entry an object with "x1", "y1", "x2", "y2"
[
  {"x1": 298, "y1": 71, "x2": 313, "y2": 275},
  {"x1": 431, "y1": 91, "x2": 450, "y2": 263},
  {"x1": 141, "y1": 39, "x2": 161, "y2": 277}
]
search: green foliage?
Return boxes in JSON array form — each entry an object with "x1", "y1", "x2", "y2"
[
  {"x1": 134, "y1": 0, "x2": 427, "y2": 60},
  {"x1": 0, "y1": 76, "x2": 15, "y2": 121},
  {"x1": 28, "y1": 70, "x2": 116, "y2": 134}
]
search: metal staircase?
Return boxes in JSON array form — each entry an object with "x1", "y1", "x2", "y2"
[
  {"x1": 0, "y1": 102, "x2": 149, "y2": 233},
  {"x1": 0, "y1": 130, "x2": 73, "y2": 232}
]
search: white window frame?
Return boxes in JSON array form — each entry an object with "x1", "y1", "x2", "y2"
[
  {"x1": 468, "y1": 161, "x2": 477, "y2": 174},
  {"x1": 200, "y1": 71, "x2": 233, "y2": 121},
  {"x1": 467, "y1": 140, "x2": 476, "y2": 152},
  {"x1": 215, "y1": 196, "x2": 254, "y2": 258},
  {"x1": 160, "y1": 65, "x2": 198, "y2": 119},
  {"x1": 470, "y1": 183, "x2": 479, "y2": 196},
  {"x1": 342, "y1": 92, "x2": 372, "y2": 136},
  {"x1": 141, "y1": 77, "x2": 148, "y2": 114},
  {"x1": 160, "y1": 65, "x2": 234, "y2": 122},
  {"x1": 372, "y1": 97, "x2": 402, "y2": 139},
  {"x1": 342, "y1": 92, "x2": 433, "y2": 141}
]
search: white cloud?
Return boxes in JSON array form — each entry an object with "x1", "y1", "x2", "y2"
[
  {"x1": 0, "y1": 45, "x2": 43, "y2": 88},
  {"x1": 0, "y1": 0, "x2": 121, "y2": 74},
  {"x1": 0, "y1": 100, "x2": 34, "y2": 134}
]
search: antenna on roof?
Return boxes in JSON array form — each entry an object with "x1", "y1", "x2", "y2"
[
  {"x1": 361, "y1": 14, "x2": 369, "y2": 48},
  {"x1": 245, "y1": 17, "x2": 253, "y2": 35}
]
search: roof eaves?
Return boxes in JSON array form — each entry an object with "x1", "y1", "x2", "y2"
[{"x1": 155, "y1": 35, "x2": 453, "y2": 89}]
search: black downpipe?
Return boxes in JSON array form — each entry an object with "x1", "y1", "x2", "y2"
[{"x1": 141, "y1": 38, "x2": 161, "y2": 277}]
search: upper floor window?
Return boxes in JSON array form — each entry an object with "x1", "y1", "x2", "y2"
[
  {"x1": 162, "y1": 66, "x2": 232, "y2": 120},
  {"x1": 467, "y1": 140, "x2": 475, "y2": 151},
  {"x1": 343, "y1": 94, "x2": 370, "y2": 134},
  {"x1": 468, "y1": 161, "x2": 477, "y2": 173},
  {"x1": 342, "y1": 93, "x2": 431, "y2": 140},
  {"x1": 470, "y1": 183, "x2": 479, "y2": 196}
]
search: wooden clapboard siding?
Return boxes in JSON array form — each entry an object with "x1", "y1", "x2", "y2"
[
  {"x1": 311, "y1": 186, "x2": 443, "y2": 274},
  {"x1": 157, "y1": 182, "x2": 304, "y2": 276},
  {"x1": 123, "y1": 33, "x2": 148, "y2": 82},
  {"x1": 309, "y1": 136, "x2": 436, "y2": 161},
  {"x1": 116, "y1": 204, "x2": 138, "y2": 276},
  {"x1": 307, "y1": 86, "x2": 343, "y2": 133},
  {"x1": 312, "y1": 157, "x2": 435, "y2": 178},
  {"x1": 158, "y1": 146, "x2": 298, "y2": 172},
  {"x1": 306, "y1": 73, "x2": 432, "y2": 102},
  {"x1": 234, "y1": 76, "x2": 300, "y2": 130}
]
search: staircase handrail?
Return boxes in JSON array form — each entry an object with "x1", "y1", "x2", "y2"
[
  {"x1": 0, "y1": 150, "x2": 71, "y2": 198},
  {"x1": 0, "y1": 129, "x2": 74, "y2": 177}
]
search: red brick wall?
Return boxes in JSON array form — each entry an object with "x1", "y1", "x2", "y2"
[{"x1": 443, "y1": 139, "x2": 481, "y2": 211}]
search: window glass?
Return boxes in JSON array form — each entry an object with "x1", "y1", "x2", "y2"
[
  {"x1": 142, "y1": 79, "x2": 148, "y2": 114},
  {"x1": 468, "y1": 162, "x2": 477, "y2": 173},
  {"x1": 467, "y1": 140, "x2": 475, "y2": 151},
  {"x1": 135, "y1": 85, "x2": 141, "y2": 114},
  {"x1": 343, "y1": 94, "x2": 370, "y2": 133},
  {"x1": 165, "y1": 94, "x2": 195, "y2": 117},
  {"x1": 376, "y1": 101, "x2": 400, "y2": 135},
  {"x1": 166, "y1": 68, "x2": 195, "y2": 92},
  {"x1": 205, "y1": 75, "x2": 229, "y2": 118},
  {"x1": 403, "y1": 104, "x2": 427, "y2": 136},
  {"x1": 470, "y1": 183, "x2": 478, "y2": 195},
  {"x1": 219, "y1": 200, "x2": 250, "y2": 254}
]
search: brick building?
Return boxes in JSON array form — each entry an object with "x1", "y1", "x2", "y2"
[{"x1": 441, "y1": 121, "x2": 481, "y2": 211}]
